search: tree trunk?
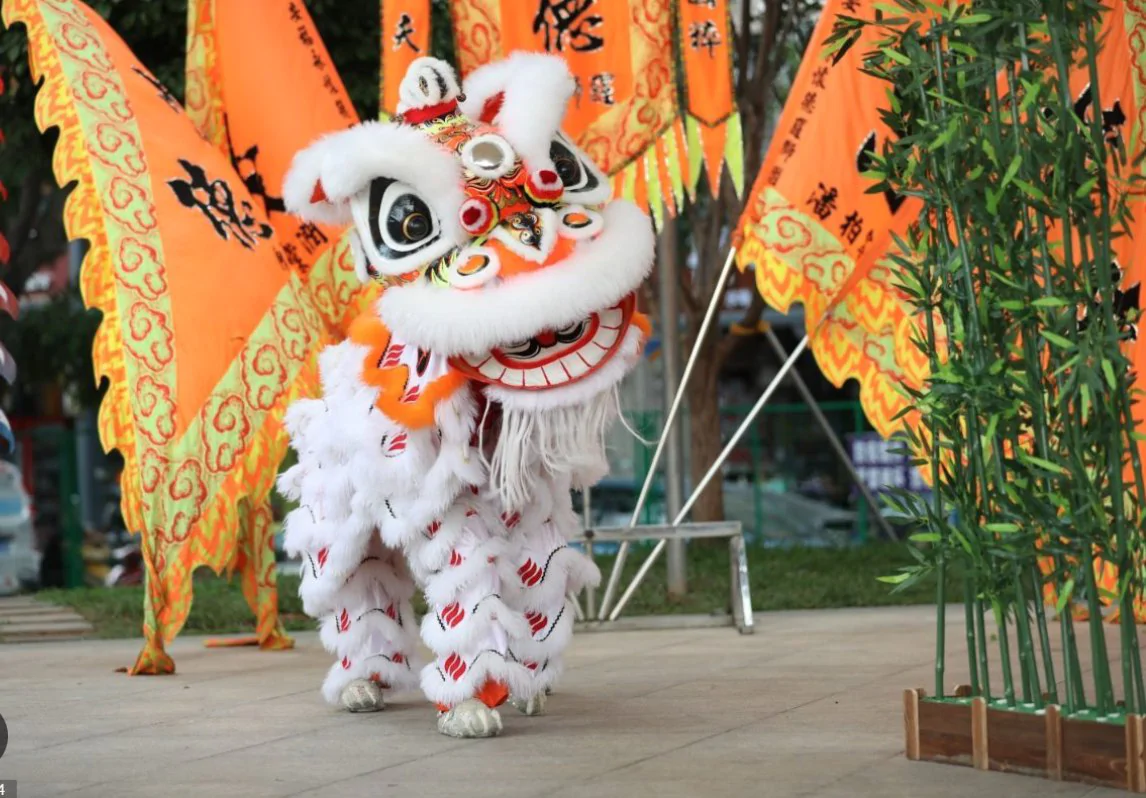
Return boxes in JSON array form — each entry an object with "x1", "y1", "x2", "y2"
[{"x1": 685, "y1": 352, "x2": 725, "y2": 522}]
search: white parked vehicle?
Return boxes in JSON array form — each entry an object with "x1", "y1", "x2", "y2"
[{"x1": 0, "y1": 460, "x2": 40, "y2": 595}]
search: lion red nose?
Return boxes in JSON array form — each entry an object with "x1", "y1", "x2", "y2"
[{"x1": 535, "y1": 330, "x2": 558, "y2": 347}]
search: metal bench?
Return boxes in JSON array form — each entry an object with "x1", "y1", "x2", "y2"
[{"x1": 571, "y1": 521, "x2": 754, "y2": 634}]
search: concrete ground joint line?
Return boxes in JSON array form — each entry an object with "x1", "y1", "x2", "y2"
[
  {"x1": 25, "y1": 684, "x2": 331, "y2": 754},
  {"x1": 588, "y1": 714, "x2": 768, "y2": 782},
  {"x1": 45, "y1": 729, "x2": 318, "y2": 796},
  {"x1": 792, "y1": 749, "x2": 904, "y2": 798},
  {"x1": 282, "y1": 742, "x2": 475, "y2": 797}
]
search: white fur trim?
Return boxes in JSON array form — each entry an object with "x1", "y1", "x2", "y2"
[
  {"x1": 377, "y1": 200, "x2": 654, "y2": 356},
  {"x1": 420, "y1": 651, "x2": 534, "y2": 709},
  {"x1": 509, "y1": 544, "x2": 601, "y2": 611},
  {"x1": 321, "y1": 653, "x2": 419, "y2": 705},
  {"x1": 283, "y1": 121, "x2": 466, "y2": 254},
  {"x1": 420, "y1": 594, "x2": 529, "y2": 655},
  {"x1": 422, "y1": 537, "x2": 513, "y2": 607},
  {"x1": 459, "y1": 52, "x2": 575, "y2": 172}
]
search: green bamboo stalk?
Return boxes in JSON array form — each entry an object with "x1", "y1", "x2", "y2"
[
  {"x1": 964, "y1": 573, "x2": 981, "y2": 696},
  {"x1": 1030, "y1": 567, "x2": 1059, "y2": 705},
  {"x1": 976, "y1": 593, "x2": 993, "y2": 701},
  {"x1": 936, "y1": 552, "x2": 946, "y2": 698},
  {"x1": 1060, "y1": 604, "x2": 1080, "y2": 713},
  {"x1": 1083, "y1": 560, "x2": 1115, "y2": 714},
  {"x1": 1014, "y1": 571, "x2": 1042, "y2": 708},
  {"x1": 1133, "y1": 632, "x2": 1145, "y2": 716},
  {"x1": 993, "y1": 599, "x2": 1017, "y2": 707}
]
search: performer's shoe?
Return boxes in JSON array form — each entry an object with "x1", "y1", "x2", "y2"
[
  {"x1": 340, "y1": 678, "x2": 386, "y2": 713},
  {"x1": 509, "y1": 691, "x2": 546, "y2": 716},
  {"x1": 437, "y1": 698, "x2": 504, "y2": 738}
]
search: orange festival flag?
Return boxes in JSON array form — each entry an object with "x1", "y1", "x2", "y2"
[
  {"x1": 5, "y1": 0, "x2": 335, "y2": 672},
  {"x1": 733, "y1": 0, "x2": 924, "y2": 440},
  {"x1": 449, "y1": 0, "x2": 686, "y2": 226},
  {"x1": 677, "y1": 0, "x2": 743, "y2": 197},
  {"x1": 186, "y1": 0, "x2": 378, "y2": 336},
  {"x1": 380, "y1": 0, "x2": 431, "y2": 118}
]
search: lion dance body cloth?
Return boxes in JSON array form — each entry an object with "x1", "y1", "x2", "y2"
[{"x1": 278, "y1": 53, "x2": 654, "y2": 738}]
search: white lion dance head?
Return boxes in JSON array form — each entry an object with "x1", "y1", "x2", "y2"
[{"x1": 284, "y1": 53, "x2": 654, "y2": 509}]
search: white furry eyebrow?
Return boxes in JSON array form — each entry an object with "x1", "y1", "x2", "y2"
[{"x1": 283, "y1": 120, "x2": 467, "y2": 246}]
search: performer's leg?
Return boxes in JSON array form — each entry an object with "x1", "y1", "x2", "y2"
[
  {"x1": 410, "y1": 501, "x2": 532, "y2": 737},
  {"x1": 503, "y1": 475, "x2": 599, "y2": 714},
  {"x1": 281, "y1": 396, "x2": 422, "y2": 711},
  {"x1": 317, "y1": 540, "x2": 422, "y2": 710}
]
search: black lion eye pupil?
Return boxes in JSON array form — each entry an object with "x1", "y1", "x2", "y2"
[
  {"x1": 386, "y1": 193, "x2": 434, "y2": 245},
  {"x1": 403, "y1": 213, "x2": 429, "y2": 240},
  {"x1": 550, "y1": 141, "x2": 582, "y2": 187},
  {"x1": 556, "y1": 157, "x2": 578, "y2": 185}
]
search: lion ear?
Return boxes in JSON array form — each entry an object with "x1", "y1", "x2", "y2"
[
  {"x1": 459, "y1": 52, "x2": 575, "y2": 171},
  {"x1": 283, "y1": 131, "x2": 355, "y2": 226}
]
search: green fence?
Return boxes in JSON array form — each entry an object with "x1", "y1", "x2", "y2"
[{"x1": 622, "y1": 400, "x2": 875, "y2": 545}]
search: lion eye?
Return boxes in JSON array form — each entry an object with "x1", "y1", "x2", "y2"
[{"x1": 368, "y1": 178, "x2": 441, "y2": 255}]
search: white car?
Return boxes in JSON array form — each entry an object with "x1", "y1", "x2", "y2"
[{"x1": 0, "y1": 460, "x2": 41, "y2": 596}]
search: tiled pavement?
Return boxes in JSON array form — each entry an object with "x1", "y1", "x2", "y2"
[{"x1": 0, "y1": 605, "x2": 1128, "y2": 797}]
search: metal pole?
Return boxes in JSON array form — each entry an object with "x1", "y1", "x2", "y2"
[
  {"x1": 608, "y1": 335, "x2": 809, "y2": 621},
  {"x1": 582, "y1": 487, "x2": 596, "y2": 619},
  {"x1": 657, "y1": 217, "x2": 686, "y2": 597},
  {"x1": 760, "y1": 326, "x2": 897, "y2": 542},
  {"x1": 596, "y1": 247, "x2": 738, "y2": 619}
]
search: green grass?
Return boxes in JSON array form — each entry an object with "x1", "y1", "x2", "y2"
[{"x1": 38, "y1": 541, "x2": 954, "y2": 639}]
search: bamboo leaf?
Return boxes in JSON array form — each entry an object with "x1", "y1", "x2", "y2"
[
  {"x1": 1013, "y1": 179, "x2": 1047, "y2": 201},
  {"x1": 878, "y1": 573, "x2": 913, "y2": 585},
  {"x1": 1074, "y1": 176, "x2": 1098, "y2": 198},
  {"x1": 1001, "y1": 154, "x2": 1022, "y2": 190},
  {"x1": 881, "y1": 47, "x2": 912, "y2": 66},
  {"x1": 1055, "y1": 578, "x2": 1076, "y2": 613},
  {"x1": 1018, "y1": 452, "x2": 1069, "y2": 476},
  {"x1": 910, "y1": 532, "x2": 942, "y2": 542},
  {"x1": 1041, "y1": 330, "x2": 1075, "y2": 349},
  {"x1": 985, "y1": 522, "x2": 1021, "y2": 533},
  {"x1": 1102, "y1": 360, "x2": 1118, "y2": 391}
]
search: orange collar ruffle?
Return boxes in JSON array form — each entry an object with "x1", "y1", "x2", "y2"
[{"x1": 349, "y1": 314, "x2": 468, "y2": 430}]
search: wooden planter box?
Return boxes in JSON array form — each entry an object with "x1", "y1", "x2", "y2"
[{"x1": 904, "y1": 688, "x2": 1146, "y2": 792}]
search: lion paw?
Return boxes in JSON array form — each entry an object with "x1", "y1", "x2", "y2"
[
  {"x1": 340, "y1": 678, "x2": 385, "y2": 713},
  {"x1": 437, "y1": 698, "x2": 504, "y2": 738}
]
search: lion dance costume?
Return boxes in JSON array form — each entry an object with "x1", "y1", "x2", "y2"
[{"x1": 277, "y1": 53, "x2": 654, "y2": 738}]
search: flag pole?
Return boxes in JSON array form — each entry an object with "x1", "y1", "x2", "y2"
[
  {"x1": 596, "y1": 246, "x2": 738, "y2": 621},
  {"x1": 607, "y1": 335, "x2": 810, "y2": 621}
]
